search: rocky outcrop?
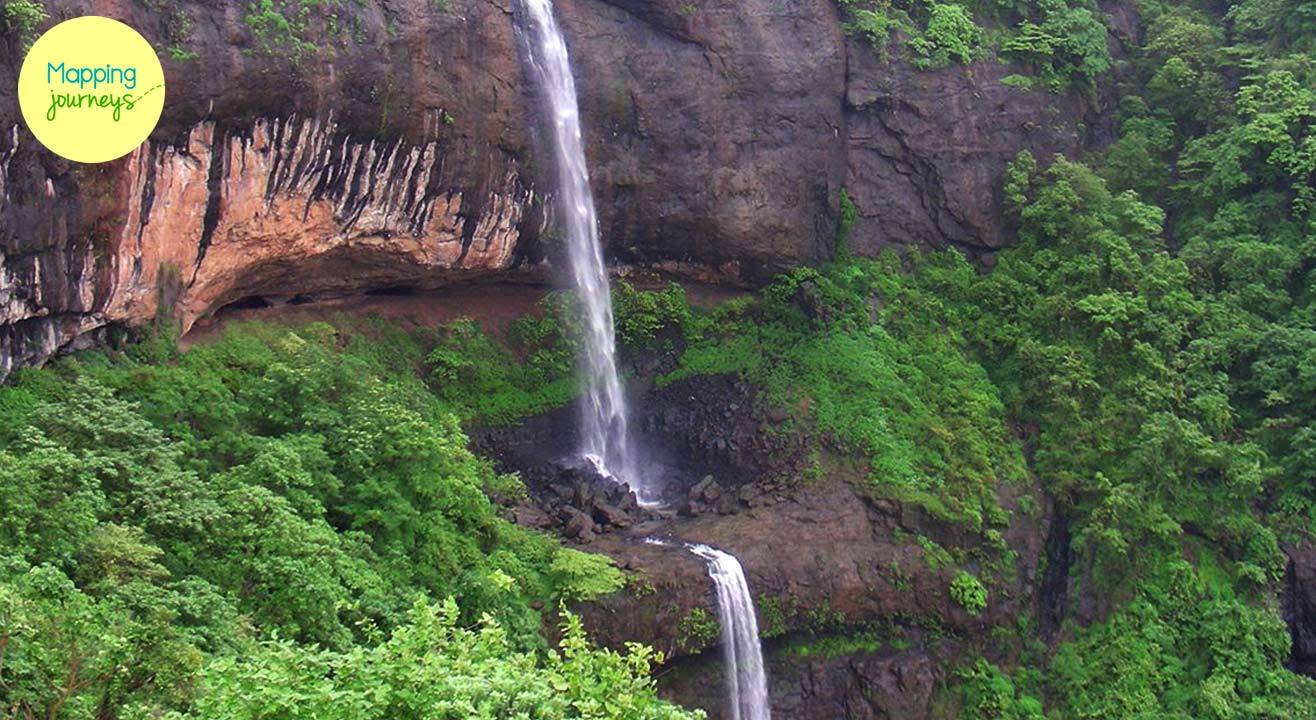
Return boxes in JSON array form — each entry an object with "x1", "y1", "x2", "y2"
[
  {"x1": 478, "y1": 372, "x2": 1049, "y2": 719},
  {"x1": 548, "y1": 460, "x2": 1049, "y2": 720},
  {"x1": 569, "y1": 470, "x2": 1046, "y2": 652},
  {"x1": 0, "y1": 0, "x2": 542, "y2": 377},
  {"x1": 107, "y1": 118, "x2": 528, "y2": 328},
  {"x1": 1286, "y1": 541, "x2": 1316, "y2": 676},
  {"x1": 0, "y1": 0, "x2": 1127, "y2": 377}
]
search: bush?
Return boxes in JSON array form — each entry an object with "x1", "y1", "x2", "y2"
[
  {"x1": 909, "y1": 4, "x2": 982, "y2": 68},
  {"x1": 180, "y1": 600, "x2": 702, "y2": 720},
  {"x1": 950, "y1": 570, "x2": 988, "y2": 615},
  {"x1": 426, "y1": 316, "x2": 578, "y2": 424},
  {"x1": 957, "y1": 659, "x2": 1044, "y2": 720},
  {"x1": 612, "y1": 281, "x2": 693, "y2": 350},
  {"x1": 2, "y1": 0, "x2": 46, "y2": 50},
  {"x1": 1000, "y1": 6, "x2": 1111, "y2": 90}
]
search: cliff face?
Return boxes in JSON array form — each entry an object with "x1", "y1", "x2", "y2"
[{"x1": 0, "y1": 0, "x2": 1118, "y2": 377}]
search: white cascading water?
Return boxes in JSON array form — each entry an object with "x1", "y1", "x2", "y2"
[
  {"x1": 520, "y1": 8, "x2": 767, "y2": 714},
  {"x1": 520, "y1": 0, "x2": 646, "y2": 500},
  {"x1": 688, "y1": 544, "x2": 772, "y2": 720}
]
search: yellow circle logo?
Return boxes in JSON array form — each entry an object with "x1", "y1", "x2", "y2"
[{"x1": 17, "y1": 16, "x2": 166, "y2": 164}]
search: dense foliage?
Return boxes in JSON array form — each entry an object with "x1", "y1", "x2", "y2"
[
  {"x1": 950, "y1": 154, "x2": 1314, "y2": 717},
  {"x1": 633, "y1": 152, "x2": 1316, "y2": 715},
  {"x1": 0, "y1": 319, "x2": 692, "y2": 719},
  {"x1": 836, "y1": 0, "x2": 1111, "y2": 88}
]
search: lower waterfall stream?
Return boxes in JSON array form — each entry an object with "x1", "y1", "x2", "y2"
[
  {"x1": 643, "y1": 538, "x2": 772, "y2": 719},
  {"x1": 687, "y1": 544, "x2": 772, "y2": 720}
]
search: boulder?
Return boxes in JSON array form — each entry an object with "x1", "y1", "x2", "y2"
[
  {"x1": 592, "y1": 502, "x2": 633, "y2": 529},
  {"x1": 560, "y1": 506, "x2": 597, "y2": 542}
]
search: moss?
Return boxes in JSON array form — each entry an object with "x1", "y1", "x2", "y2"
[
  {"x1": 805, "y1": 602, "x2": 847, "y2": 633},
  {"x1": 837, "y1": 187, "x2": 857, "y2": 255},
  {"x1": 884, "y1": 559, "x2": 912, "y2": 591},
  {"x1": 915, "y1": 534, "x2": 955, "y2": 571},
  {"x1": 780, "y1": 631, "x2": 884, "y2": 660}
]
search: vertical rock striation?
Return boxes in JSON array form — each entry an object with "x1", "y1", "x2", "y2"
[
  {"x1": 105, "y1": 117, "x2": 531, "y2": 330},
  {"x1": 0, "y1": 115, "x2": 535, "y2": 378}
]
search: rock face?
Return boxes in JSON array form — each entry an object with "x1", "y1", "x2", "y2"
[
  {"x1": 845, "y1": 48, "x2": 1098, "y2": 255},
  {"x1": 664, "y1": 644, "x2": 940, "y2": 720},
  {"x1": 569, "y1": 470, "x2": 1048, "y2": 720},
  {"x1": 0, "y1": 0, "x2": 1124, "y2": 377},
  {"x1": 563, "y1": 0, "x2": 848, "y2": 269}
]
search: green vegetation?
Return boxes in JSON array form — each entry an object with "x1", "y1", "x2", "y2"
[
  {"x1": 909, "y1": 4, "x2": 982, "y2": 68},
  {"x1": 243, "y1": 0, "x2": 358, "y2": 59},
  {"x1": 950, "y1": 570, "x2": 988, "y2": 615},
  {"x1": 837, "y1": 187, "x2": 858, "y2": 253},
  {"x1": 998, "y1": 4, "x2": 1110, "y2": 90},
  {"x1": 838, "y1": 0, "x2": 984, "y2": 69},
  {"x1": 4, "y1": 0, "x2": 1316, "y2": 716},
  {"x1": 836, "y1": 0, "x2": 1111, "y2": 88},
  {"x1": 780, "y1": 630, "x2": 885, "y2": 659},
  {"x1": 139, "y1": 0, "x2": 197, "y2": 60},
  {"x1": 612, "y1": 281, "x2": 694, "y2": 351},
  {"x1": 420, "y1": 282, "x2": 690, "y2": 425},
  {"x1": 976, "y1": 2, "x2": 1316, "y2": 712},
  {"x1": 0, "y1": 319, "x2": 693, "y2": 719},
  {"x1": 2, "y1": 0, "x2": 46, "y2": 51},
  {"x1": 957, "y1": 659, "x2": 1044, "y2": 719},
  {"x1": 425, "y1": 313, "x2": 578, "y2": 425},
  {"x1": 676, "y1": 607, "x2": 720, "y2": 652},
  {"x1": 661, "y1": 255, "x2": 1027, "y2": 533},
  {"x1": 182, "y1": 605, "x2": 691, "y2": 720},
  {"x1": 654, "y1": 0, "x2": 1316, "y2": 712}
]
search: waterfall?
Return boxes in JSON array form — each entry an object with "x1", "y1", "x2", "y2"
[
  {"x1": 520, "y1": 0, "x2": 646, "y2": 501},
  {"x1": 688, "y1": 544, "x2": 772, "y2": 720}
]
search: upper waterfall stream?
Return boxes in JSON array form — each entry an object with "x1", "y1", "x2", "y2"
[
  {"x1": 520, "y1": 4, "x2": 771, "y2": 717},
  {"x1": 520, "y1": 0, "x2": 647, "y2": 501}
]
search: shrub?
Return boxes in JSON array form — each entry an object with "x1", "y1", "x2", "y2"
[
  {"x1": 677, "y1": 607, "x2": 720, "y2": 651},
  {"x1": 950, "y1": 570, "x2": 988, "y2": 615},
  {"x1": 1000, "y1": 6, "x2": 1111, "y2": 90},
  {"x1": 957, "y1": 659, "x2": 1044, "y2": 720},
  {"x1": 0, "y1": 318, "x2": 676, "y2": 716},
  {"x1": 837, "y1": 187, "x2": 858, "y2": 253},
  {"x1": 180, "y1": 600, "x2": 701, "y2": 720},
  {"x1": 909, "y1": 4, "x2": 982, "y2": 68},
  {"x1": 3, "y1": 0, "x2": 46, "y2": 50},
  {"x1": 612, "y1": 281, "x2": 693, "y2": 350}
]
